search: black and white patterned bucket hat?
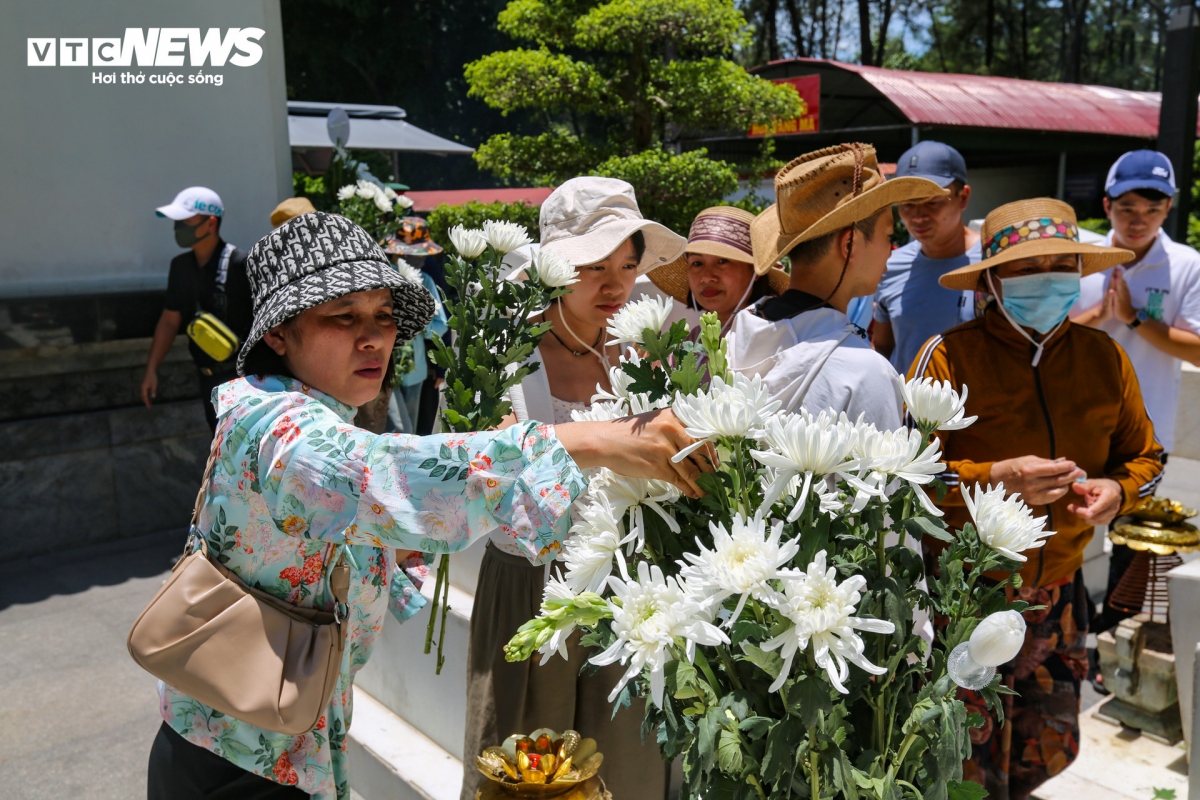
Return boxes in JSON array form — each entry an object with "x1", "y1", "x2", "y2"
[{"x1": 236, "y1": 211, "x2": 436, "y2": 376}]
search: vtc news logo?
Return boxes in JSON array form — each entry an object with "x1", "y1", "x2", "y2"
[{"x1": 27, "y1": 28, "x2": 264, "y2": 67}]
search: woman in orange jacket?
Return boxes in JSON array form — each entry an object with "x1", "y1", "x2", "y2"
[{"x1": 908, "y1": 198, "x2": 1163, "y2": 800}]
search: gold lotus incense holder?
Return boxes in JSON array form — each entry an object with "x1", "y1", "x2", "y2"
[
  {"x1": 476, "y1": 729, "x2": 603, "y2": 797},
  {"x1": 1110, "y1": 497, "x2": 1200, "y2": 556}
]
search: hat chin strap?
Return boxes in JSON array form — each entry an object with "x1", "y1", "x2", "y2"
[
  {"x1": 554, "y1": 300, "x2": 612, "y2": 371},
  {"x1": 984, "y1": 270, "x2": 1067, "y2": 368}
]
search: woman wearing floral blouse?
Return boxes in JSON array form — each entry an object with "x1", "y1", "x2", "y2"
[{"x1": 146, "y1": 212, "x2": 710, "y2": 800}]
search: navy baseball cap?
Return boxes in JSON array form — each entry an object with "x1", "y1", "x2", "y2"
[
  {"x1": 895, "y1": 141, "x2": 968, "y2": 188},
  {"x1": 1106, "y1": 150, "x2": 1176, "y2": 198}
]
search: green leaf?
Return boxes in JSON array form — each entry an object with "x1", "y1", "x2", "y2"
[
  {"x1": 430, "y1": 465, "x2": 446, "y2": 477},
  {"x1": 738, "y1": 715, "x2": 772, "y2": 739},
  {"x1": 716, "y1": 727, "x2": 744, "y2": 775},
  {"x1": 217, "y1": 506, "x2": 227, "y2": 526},
  {"x1": 946, "y1": 780, "x2": 989, "y2": 800},
  {"x1": 441, "y1": 467, "x2": 459, "y2": 481},
  {"x1": 729, "y1": 619, "x2": 768, "y2": 647},
  {"x1": 439, "y1": 444, "x2": 452, "y2": 459},
  {"x1": 222, "y1": 739, "x2": 256, "y2": 757},
  {"x1": 419, "y1": 458, "x2": 439, "y2": 470},
  {"x1": 739, "y1": 642, "x2": 783, "y2": 681},
  {"x1": 789, "y1": 674, "x2": 833, "y2": 730},
  {"x1": 760, "y1": 717, "x2": 803, "y2": 783},
  {"x1": 906, "y1": 515, "x2": 954, "y2": 543}
]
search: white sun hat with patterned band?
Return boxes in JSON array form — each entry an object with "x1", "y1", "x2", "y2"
[
  {"x1": 236, "y1": 211, "x2": 435, "y2": 376},
  {"x1": 539, "y1": 176, "x2": 685, "y2": 275}
]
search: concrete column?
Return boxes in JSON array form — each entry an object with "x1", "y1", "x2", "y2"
[{"x1": 1169, "y1": 558, "x2": 1200, "y2": 758}]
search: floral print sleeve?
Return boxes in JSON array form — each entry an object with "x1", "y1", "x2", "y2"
[
  {"x1": 164, "y1": 376, "x2": 585, "y2": 800},
  {"x1": 226, "y1": 377, "x2": 582, "y2": 563}
]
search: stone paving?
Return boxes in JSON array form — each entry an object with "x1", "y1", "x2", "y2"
[{"x1": 2, "y1": 460, "x2": 1197, "y2": 799}]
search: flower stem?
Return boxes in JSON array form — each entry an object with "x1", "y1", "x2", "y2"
[
  {"x1": 808, "y1": 724, "x2": 820, "y2": 799},
  {"x1": 694, "y1": 649, "x2": 721, "y2": 695},
  {"x1": 718, "y1": 648, "x2": 744, "y2": 691}
]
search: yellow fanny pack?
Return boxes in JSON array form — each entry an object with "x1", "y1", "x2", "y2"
[
  {"x1": 186, "y1": 243, "x2": 240, "y2": 363},
  {"x1": 187, "y1": 312, "x2": 239, "y2": 363}
]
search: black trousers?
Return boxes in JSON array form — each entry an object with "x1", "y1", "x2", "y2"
[
  {"x1": 148, "y1": 722, "x2": 310, "y2": 800},
  {"x1": 197, "y1": 369, "x2": 236, "y2": 433}
]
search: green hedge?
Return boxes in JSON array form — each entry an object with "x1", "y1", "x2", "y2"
[{"x1": 426, "y1": 200, "x2": 542, "y2": 255}]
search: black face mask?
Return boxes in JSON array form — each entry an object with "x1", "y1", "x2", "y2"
[{"x1": 175, "y1": 218, "x2": 213, "y2": 249}]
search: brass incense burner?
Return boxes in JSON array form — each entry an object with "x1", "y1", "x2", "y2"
[
  {"x1": 1109, "y1": 497, "x2": 1200, "y2": 556},
  {"x1": 476, "y1": 728, "x2": 605, "y2": 798}
]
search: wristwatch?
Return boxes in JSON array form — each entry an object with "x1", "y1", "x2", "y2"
[{"x1": 1128, "y1": 309, "x2": 1149, "y2": 329}]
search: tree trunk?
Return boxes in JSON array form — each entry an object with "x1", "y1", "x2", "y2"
[
  {"x1": 875, "y1": 0, "x2": 894, "y2": 65},
  {"x1": 767, "y1": 0, "x2": 781, "y2": 61},
  {"x1": 858, "y1": 0, "x2": 873, "y2": 64},
  {"x1": 784, "y1": 0, "x2": 807, "y2": 57},
  {"x1": 985, "y1": 0, "x2": 995, "y2": 69}
]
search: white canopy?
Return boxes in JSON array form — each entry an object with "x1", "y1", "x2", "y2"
[{"x1": 287, "y1": 101, "x2": 473, "y2": 155}]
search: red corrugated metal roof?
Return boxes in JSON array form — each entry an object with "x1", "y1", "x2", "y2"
[
  {"x1": 766, "y1": 59, "x2": 1189, "y2": 138},
  {"x1": 405, "y1": 187, "x2": 554, "y2": 213}
]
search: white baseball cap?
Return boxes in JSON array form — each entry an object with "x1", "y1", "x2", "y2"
[{"x1": 156, "y1": 186, "x2": 224, "y2": 220}]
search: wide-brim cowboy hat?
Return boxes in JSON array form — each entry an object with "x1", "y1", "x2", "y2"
[
  {"x1": 649, "y1": 206, "x2": 789, "y2": 303},
  {"x1": 539, "y1": 176, "x2": 685, "y2": 275},
  {"x1": 750, "y1": 143, "x2": 946, "y2": 275},
  {"x1": 938, "y1": 198, "x2": 1133, "y2": 291},
  {"x1": 236, "y1": 211, "x2": 435, "y2": 376}
]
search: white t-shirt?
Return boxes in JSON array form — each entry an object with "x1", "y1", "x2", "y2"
[{"x1": 1074, "y1": 231, "x2": 1200, "y2": 452}]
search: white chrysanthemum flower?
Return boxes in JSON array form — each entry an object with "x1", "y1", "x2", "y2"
[
  {"x1": 761, "y1": 550, "x2": 895, "y2": 693},
  {"x1": 592, "y1": 364, "x2": 636, "y2": 405},
  {"x1": 395, "y1": 194, "x2": 414, "y2": 209},
  {"x1": 590, "y1": 468, "x2": 681, "y2": 553},
  {"x1": 355, "y1": 179, "x2": 383, "y2": 199},
  {"x1": 383, "y1": 185, "x2": 397, "y2": 200},
  {"x1": 535, "y1": 575, "x2": 579, "y2": 662},
  {"x1": 336, "y1": 184, "x2": 357, "y2": 202},
  {"x1": 849, "y1": 426, "x2": 945, "y2": 516},
  {"x1": 606, "y1": 294, "x2": 673, "y2": 346},
  {"x1": 752, "y1": 410, "x2": 858, "y2": 521},
  {"x1": 670, "y1": 373, "x2": 781, "y2": 462},
  {"x1": 561, "y1": 497, "x2": 624, "y2": 595},
  {"x1": 532, "y1": 249, "x2": 579, "y2": 288},
  {"x1": 570, "y1": 400, "x2": 628, "y2": 422},
  {"x1": 899, "y1": 377, "x2": 978, "y2": 432},
  {"x1": 482, "y1": 219, "x2": 534, "y2": 254},
  {"x1": 680, "y1": 512, "x2": 799, "y2": 626},
  {"x1": 448, "y1": 224, "x2": 488, "y2": 258},
  {"x1": 373, "y1": 192, "x2": 393, "y2": 213},
  {"x1": 627, "y1": 392, "x2": 671, "y2": 415},
  {"x1": 394, "y1": 261, "x2": 422, "y2": 285},
  {"x1": 963, "y1": 483, "x2": 1055, "y2": 562},
  {"x1": 590, "y1": 558, "x2": 729, "y2": 707}
]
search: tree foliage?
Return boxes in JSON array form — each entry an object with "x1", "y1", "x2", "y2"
[
  {"x1": 738, "y1": 0, "x2": 1171, "y2": 91},
  {"x1": 467, "y1": 0, "x2": 802, "y2": 219}
]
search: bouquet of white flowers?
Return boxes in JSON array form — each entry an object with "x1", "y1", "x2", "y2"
[
  {"x1": 505, "y1": 301, "x2": 1053, "y2": 800},
  {"x1": 335, "y1": 179, "x2": 414, "y2": 242},
  {"x1": 421, "y1": 221, "x2": 583, "y2": 673}
]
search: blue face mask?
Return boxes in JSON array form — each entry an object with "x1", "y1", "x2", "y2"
[{"x1": 996, "y1": 271, "x2": 1081, "y2": 334}]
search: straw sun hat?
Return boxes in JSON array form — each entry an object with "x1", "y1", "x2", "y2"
[
  {"x1": 938, "y1": 198, "x2": 1134, "y2": 290},
  {"x1": 539, "y1": 176, "x2": 685, "y2": 274},
  {"x1": 750, "y1": 143, "x2": 946, "y2": 275},
  {"x1": 649, "y1": 206, "x2": 790, "y2": 303}
]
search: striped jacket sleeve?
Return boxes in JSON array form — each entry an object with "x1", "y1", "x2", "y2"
[
  {"x1": 907, "y1": 335, "x2": 990, "y2": 509},
  {"x1": 1106, "y1": 342, "x2": 1165, "y2": 512}
]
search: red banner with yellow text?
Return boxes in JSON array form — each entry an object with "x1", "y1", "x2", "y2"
[{"x1": 749, "y1": 75, "x2": 820, "y2": 137}]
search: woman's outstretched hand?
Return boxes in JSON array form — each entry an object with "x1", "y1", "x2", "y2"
[{"x1": 555, "y1": 409, "x2": 716, "y2": 499}]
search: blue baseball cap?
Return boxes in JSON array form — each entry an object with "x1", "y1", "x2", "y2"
[
  {"x1": 1106, "y1": 150, "x2": 1176, "y2": 199},
  {"x1": 895, "y1": 141, "x2": 968, "y2": 188}
]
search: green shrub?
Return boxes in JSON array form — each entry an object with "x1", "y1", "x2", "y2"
[
  {"x1": 594, "y1": 148, "x2": 739, "y2": 234},
  {"x1": 426, "y1": 201, "x2": 542, "y2": 254},
  {"x1": 1078, "y1": 217, "x2": 1112, "y2": 235}
]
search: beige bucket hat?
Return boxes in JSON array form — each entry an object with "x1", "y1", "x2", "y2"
[
  {"x1": 750, "y1": 143, "x2": 946, "y2": 275},
  {"x1": 939, "y1": 198, "x2": 1134, "y2": 290},
  {"x1": 539, "y1": 176, "x2": 685, "y2": 274},
  {"x1": 650, "y1": 206, "x2": 790, "y2": 303}
]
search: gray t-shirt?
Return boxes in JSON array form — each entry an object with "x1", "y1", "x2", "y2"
[{"x1": 873, "y1": 240, "x2": 979, "y2": 373}]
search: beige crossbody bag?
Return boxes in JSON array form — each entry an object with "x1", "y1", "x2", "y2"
[{"x1": 128, "y1": 448, "x2": 350, "y2": 735}]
